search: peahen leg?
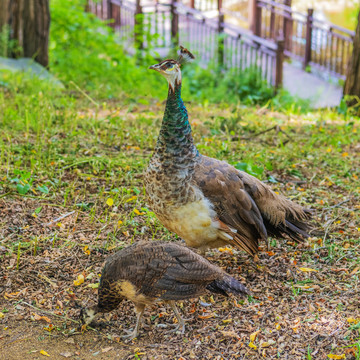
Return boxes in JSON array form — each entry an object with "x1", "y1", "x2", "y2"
[
  {"x1": 167, "y1": 301, "x2": 185, "y2": 334},
  {"x1": 122, "y1": 303, "x2": 145, "y2": 340}
]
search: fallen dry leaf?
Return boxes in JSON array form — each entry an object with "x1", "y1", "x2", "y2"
[
  {"x1": 60, "y1": 352, "x2": 73, "y2": 358},
  {"x1": 87, "y1": 283, "x2": 99, "y2": 289},
  {"x1": 73, "y1": 274, "x2": 85, "y2": 286},
  {"x1": 43, "y1": 324, "x2": 54, "y2": 332},
  {"x1": 250, "y1": 330, "x2": 260, "y2": 342},
  {"x1": 198, "y1": 314, "x2": 214, "y2": 319},
  {"x1": 220, "y1": 330, "x2": 239, "y2": 338},
  {"x1": 248, "y1": 342, "x2": 257, "y2": 350},
  {"x1": 298, "y1": 267, "x2": 318, "y2": 272},
  {"x1": 34, "y1": 313, "x2": 51, "y2": 323},
  {"x1": 101, "y1": 347, "x2": 113, "y2": 353},
  {"x1": 327, "y1": 354, "x2": 345, "y2": 359},
  {"x1": 347, "y1": 318, "x2": 360, "y2": 324},
  {"x1": 106, "y1": 198, "x2": 114, "y2": 206}
]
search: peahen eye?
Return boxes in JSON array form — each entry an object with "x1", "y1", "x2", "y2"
[{"x1": 166, "y1": 63, "x2": 175, "y2": 70}]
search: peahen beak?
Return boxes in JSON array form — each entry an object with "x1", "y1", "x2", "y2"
[{"x1": 149, "y1": 64, "x2": 160, "y2": 71}]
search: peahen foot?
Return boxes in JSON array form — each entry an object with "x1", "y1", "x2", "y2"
[
  {"x1": 122, "y1": 327, "x2": 139, "y2": 340},
  {"x1": 167, "y1": 321, "x2": 185, "y2": 334}
]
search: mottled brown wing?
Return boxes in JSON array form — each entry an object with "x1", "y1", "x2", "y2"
[
  {"x1": 101, "y1": 242, "x2": 224, "y2": 301},
  {"x1": 194, "y1": 155, "x2": 267, "y2": 255},
  {"x1": 100, "y1": 242, "x2": 169, "y2": 300},
  {"x1": 152, "y1": 242, "x2": 225, "y2": 300}
]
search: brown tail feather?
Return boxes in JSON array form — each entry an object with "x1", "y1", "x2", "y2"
[
  {"x1": 263, "y1": 210, "x2": 315, "y2": 242},
  {"x1": 218, "y1": 220, "x2": 260, "y2": 255},
  {"x1": 231, "y1": 234, "x2": 259, "y2": 255},
  {"x1": 206, "y1": 275, "x2": 250, "y2": 297}
]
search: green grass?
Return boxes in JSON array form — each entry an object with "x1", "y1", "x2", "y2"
[{"x1": 1, "y1": 67, "x2": 359, "y2": 254}]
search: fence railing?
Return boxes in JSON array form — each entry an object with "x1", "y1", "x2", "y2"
[
  {"x1": 253, "y1": 0, "x2": 355, "y2": 79},
  {"x1": 175, "y1": 3, "x2": 282, "y2": 85},
  {"x1": 87, "y1": 0, "x2": 284, "y2": 88}
]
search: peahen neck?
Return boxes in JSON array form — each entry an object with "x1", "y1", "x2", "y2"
[{"x1": 155, "y1": 82, "x2": 195, "y2": 155}]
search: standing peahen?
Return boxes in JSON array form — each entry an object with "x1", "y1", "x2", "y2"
[{"x1": 145, "y1": 47, "x2": 312, "y2": 256}]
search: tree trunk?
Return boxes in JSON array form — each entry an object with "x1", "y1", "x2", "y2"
[
  {"x1": 22, "y1": 0, "x2": 50, "y2": 67},
  {"x1": 0, "y1": 0, "x2": 11, "y2": 30},
  {"x1": 343, "y1": 10, "x2": 360, "y2": 107},
  {"x1": 0, "y1": 0, "x2": 11, "y2": 56},
  {"x1": 2, "y1": 0, "x2": 50, "y2": 67}
]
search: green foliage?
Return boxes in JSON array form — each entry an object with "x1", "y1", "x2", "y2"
[
  {"x1": 270, "y1": 89, "x2": 311, "y2": 113},
  {"x1": 11, "y1": 170, "x2": 32, "y2": 195},
  {"x1": 0, "y1": 25, "x2": 9, "y2": 57},
  {"x1": 0, "y1": 25, "x2": 22, "y2": 58},
  {"x1": 180, "y1": 62, "x2": 309, "y2": 111},
  {"x1": 235, "y1": 162, "x2": 264, "y2": 178},
  {"x1": 182, "y1": 64, "x2": 274, "y2": 105},
  {"x1": 50, "y1": 0, "x2": 164, "y2": 100},
  {"x1": 0, "y1": 70, "x2": 65, "y2": 133},
  {"x1": 338, "y1": 95, "x2": 360, "y2": 118}
]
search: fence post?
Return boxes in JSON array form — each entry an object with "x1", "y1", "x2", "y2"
[
  {"x1": 283, "y1": 0, "x2": 292, "y2": 51},
  {"x1": 303, "y1": 8, "x2": 313, "y2": 69},
  {"x1": 107, "y1": 0, "x2": 113, "y2": 26},
  {"x1": 269, "y1": 4, "x2": 275, "y2": 39},
  {"x1": 218, "y1": 12, "x2": 224, "y2": 67},
  {"x1": 275, "y1": 37, "x2": 284, "y2": 89},
  {"x1": 134, "y1": 0, "x2": 143, "y2": 51},
  {"x1": 171, "y1": 0, "x2": 179, "y2": 46},
  {"x1": 250, "y1": 0, "x2": 261, "y2": 36},
  {"x1": 190, "y1": 0, "x2": 195, "y2": 9}
]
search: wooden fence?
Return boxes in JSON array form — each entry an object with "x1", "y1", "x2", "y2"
[
  {"x1": 88, "y1": 0, "x2": 355, "y2": 81},
  {"x1": 87, "y1": 0, "x2": 284, "y2": 88},
  {"x1": 253, "y1": 0, "x2": 355, "y2": 79},
  {"x1": 175, "y1": 3, "x2": 283, "y2": 85}
]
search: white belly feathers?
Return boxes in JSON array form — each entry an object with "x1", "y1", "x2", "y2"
[{"x1": 159, "y1": 197, "x2": 231, "y2": 250}]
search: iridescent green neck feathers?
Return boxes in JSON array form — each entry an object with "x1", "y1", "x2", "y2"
[{"x1": 155, "y1": 82, "x2": 194, "y2": 154}]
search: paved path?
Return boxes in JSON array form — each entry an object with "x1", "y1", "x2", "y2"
[{"x1": 283, "y1": 62, "x2": 343, "y2": 108}]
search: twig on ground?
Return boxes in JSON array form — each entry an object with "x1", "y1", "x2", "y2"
[
  {"x1": 325, "y1": 199, "x2": 350, "y2": 210},
  {"x1": 20, "y1": 301, "x2": 79, "y2": 324},
  {"x1": 322, "y1": 217, "x2": 338, "y2": 244},
  {"x1": 232, "y1": 125, "x2": 293, "y2": 142},
  {"x1": 45, "y1": 211, "x2": 76, "y2": 228},
  {"x1": 70, "y1": 81, "x2": 99, "y2": 107},
  {"x1": 0, "y1": 191, "x2": 12, "y2": 199}
]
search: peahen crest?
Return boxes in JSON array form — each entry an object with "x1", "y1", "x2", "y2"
[{"x1": 177, "y1": 46, "x2": 195, "y2": 65}]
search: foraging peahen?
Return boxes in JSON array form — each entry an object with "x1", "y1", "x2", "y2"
[
  {"x1": 80, "y1": 241, "x2": 249, "y2": 339},
  {"x1": 144, "y1": 46, "x2": 312, "y2": 256}
]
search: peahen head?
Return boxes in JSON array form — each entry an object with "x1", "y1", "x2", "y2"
[
  {"x1": 149, "y1": 46, "x2": 195, "y2": 92},
  {"x1": 149, "y1": 59, "x2": 181, "y2": 91},
  {"x1": 79, "y1": 305, "x2": 100, "y2": 326}
]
